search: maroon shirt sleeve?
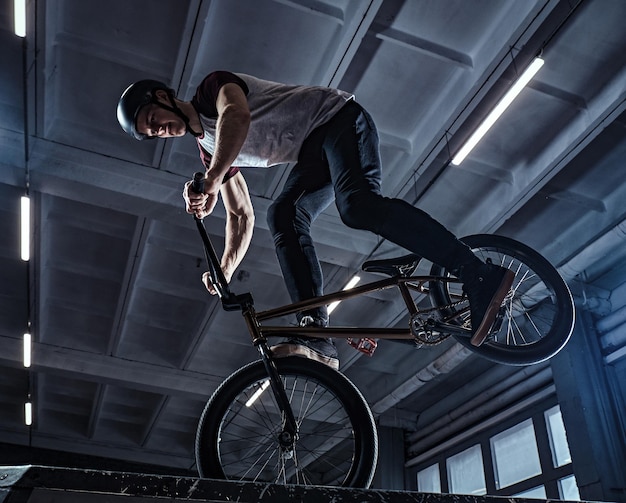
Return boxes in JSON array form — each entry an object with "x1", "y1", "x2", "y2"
[
  {"x1": 192, "y1": 71, "x2": 249, "y2": 182},
  {"x1": 191, "y1": 71, "x2": 249, "y2": 118}
]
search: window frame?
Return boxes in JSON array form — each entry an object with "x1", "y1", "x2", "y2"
[{"x1": 409, "y1": 397, "x2": 577, "y2": 498}]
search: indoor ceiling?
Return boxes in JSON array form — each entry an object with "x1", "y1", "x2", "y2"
[{"x1": 1, "y1": 0, "x2": 625, "y2": 473}]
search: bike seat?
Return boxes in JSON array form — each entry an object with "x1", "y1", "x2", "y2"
[{"x1": 362, "y1": 253, "x2": 421, "y2": 277}]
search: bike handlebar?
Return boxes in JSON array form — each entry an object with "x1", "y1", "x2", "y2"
[
  {"x1": 191, "y1": 172, "x2": 253, "y2": 311},
  {"x1": 191, "y1": 171, "x2": 205, "y2": 196}
]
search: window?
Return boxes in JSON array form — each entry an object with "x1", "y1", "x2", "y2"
[
  {"x1": 410, "y1": 403, "x2": 579, "y2": 499},
  {"x1": 545, "y1": 405, "x2": 572, "y2": 467},
  {"x1": 559, "y1": 475, "x2": 580, "y2": 500},
  {"x1": 491, "y1": 418, "x2": 542, "y2": 489},
  {"x1": 417, "y1": 463, "x2": 441, "y2": 493},
  {"x1": 447, "y1": 445, "x2": 486, "y2": 495},
  {"x1": 514, "y1": 486, "x2": 547, "y2": 499}
]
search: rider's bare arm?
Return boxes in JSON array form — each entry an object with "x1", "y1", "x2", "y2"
[
  {"x1": 184, "y1": 82, "x2": 250, "y2": 219},
  {"x1": 202, "y1": 171, "x2": 255, "y2": 294},
  {"x1": 202, "y1": 83, "x2": 251, "y2": 213}
]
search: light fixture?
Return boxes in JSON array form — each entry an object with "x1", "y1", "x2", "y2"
[
  {"x1": 245, "y1": 380, "x2": 270, "y2": 408},
  {"x1": 24, "y1": 401, "x2": 32, "y2": 425},
  {"x1": 451, "y1": 56, "x2": 544, "y2": 166},
  {"x1": 327, "y1": 275, "x2": 361, "y2": 315},
  {"x1": 14, "y1": 0, "x2": 26, "y2": 37},
  {"x1": 23, "y1": 332, "x2": 31, "y2": 367},
  {"x1": 20, "y1": 196, "x2": 30, "y2": 261}
]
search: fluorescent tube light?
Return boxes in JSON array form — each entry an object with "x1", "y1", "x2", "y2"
[
  {"x1": 327, "y1": 275, "x2": 361, "y2": 315},
  {"x1": 25, "y1": 401, "x2": 32, "y2": 425},
  {"x1": 245, "y1": 380, "x2": 270, "y2": 408},
  {"x1": 451, "y1": 56, "x2": 544, "y2": 166},
  {"x1": 14, "y1": 0, "x2": 26, "y2": 37},
  {"x1": 23, "y1": 332, "x2": 31, "y2": 367},
  {"x1": 20, "y1": 196, "x2": 30, "y2": 261}
]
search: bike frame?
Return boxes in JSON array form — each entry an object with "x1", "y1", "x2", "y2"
[
  {"x1": 194, "y1": 214, "x2": 469, "y2": 444},
  {"x1": 195, "y1": 216, "x2": 472, "y2": 346}
]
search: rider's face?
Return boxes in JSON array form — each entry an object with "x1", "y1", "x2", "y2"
[{"x1": 136, "y1": 92, "x2": 186, "y2": 138}]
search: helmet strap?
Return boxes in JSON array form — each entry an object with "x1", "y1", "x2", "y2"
[{"x1": 151, "y1": 91, "x2": 202, "y2": 138}]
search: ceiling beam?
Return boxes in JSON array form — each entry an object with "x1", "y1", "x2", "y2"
[{"x1": 0, "y1": 335, "x2": 221, "y2": 398}]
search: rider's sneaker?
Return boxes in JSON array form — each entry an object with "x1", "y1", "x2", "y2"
[
  {"x1": 270, "y1": 316, "x2": 339, "y2": 370},
  {"x1": 462, "y1": 262, "x2": 515, "y2": 347}
]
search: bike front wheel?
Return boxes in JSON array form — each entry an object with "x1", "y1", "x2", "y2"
[
  {"x1": 195, "y1": 356, "x2": 378, "y2": 488},
  {"x1": 429, "y1": 234, "x2": 575, "y2": 365}
]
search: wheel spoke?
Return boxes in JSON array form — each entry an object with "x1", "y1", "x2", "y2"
[
  {"x1": 199, "y1": 359, "x2": 376, "y2": 487},
  {"x1": 428, "y1": 235, "x2": 574, "y2": 365}
]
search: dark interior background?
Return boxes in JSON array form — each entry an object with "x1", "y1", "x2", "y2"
[{"x1": 1, "y1": 0, "x2": 625, "y2": 500}]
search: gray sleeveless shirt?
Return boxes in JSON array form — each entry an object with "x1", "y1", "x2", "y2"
[{"x1": 195, "y1": 73, "x2": 354, "y2": 168}]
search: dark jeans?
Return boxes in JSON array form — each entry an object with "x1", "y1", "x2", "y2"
[{"x1": 266, "y1": 100, "x2": 476, "y2": 324}]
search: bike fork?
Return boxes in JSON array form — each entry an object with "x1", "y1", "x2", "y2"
[
  {"x1": 258, "y1": 343, "x2": 299, "y2": 445},
  {"x1": 243, "y1": 304, "x2": 299, "y2": 445}
]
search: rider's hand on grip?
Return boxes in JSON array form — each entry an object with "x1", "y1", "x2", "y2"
[
  {"x1": 202, "y1": 271, "x2": 219, "y2": 296},
  {"x1": 184, "y1": 172, "x2": 212, "y2": 219},
  {"x1": 192, "y1": 171, "x2": 205, "y2": 194}
]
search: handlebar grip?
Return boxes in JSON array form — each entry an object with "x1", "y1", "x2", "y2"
[{"x1": 192, "y1": 171, "x2": 205, "y2": 194}]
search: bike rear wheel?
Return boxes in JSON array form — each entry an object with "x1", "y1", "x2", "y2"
[
  {"x1": 429, "y1": 234, "x2": 575, "y2": 365},
  {"x1": 195, "y1": 356, "x2": 378, "y2": 487}
]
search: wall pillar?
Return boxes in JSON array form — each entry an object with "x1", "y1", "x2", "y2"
[
  {"x1": 373, "y1": 425, "x2": 406, "y2": 490},
  {"x1": 550, "y1": 310, "x2": 626, "y2": 502}
]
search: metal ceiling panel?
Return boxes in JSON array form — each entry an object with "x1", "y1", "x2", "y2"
[{"x1": 0, "y1": 0, "x2": 624, "y2": 473}]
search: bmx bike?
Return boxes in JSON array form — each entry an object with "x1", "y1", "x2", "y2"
[{"x1": 190, "y1": 175, "x2": 575, "y2": 488}]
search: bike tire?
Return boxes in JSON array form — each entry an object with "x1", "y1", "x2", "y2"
[
  {"x1": 195, "y1": 356, "x2": 378, "y2": 488},
  {"x1": 429, "y1": 234, "x2": 575, "y2": 365}
]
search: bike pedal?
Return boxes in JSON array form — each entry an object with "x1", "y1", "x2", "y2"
[{"x1": 347, "y1": 337, "x2": 377, "y2": 356}]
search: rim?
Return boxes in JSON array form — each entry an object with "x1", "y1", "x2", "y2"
[{"x1": 216, "y1": 372, "x2": 358, "y2": 485}]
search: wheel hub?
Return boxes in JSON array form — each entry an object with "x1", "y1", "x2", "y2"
[{"x1": 278, "y1": 430, "x2": 294, "y2": 448}]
